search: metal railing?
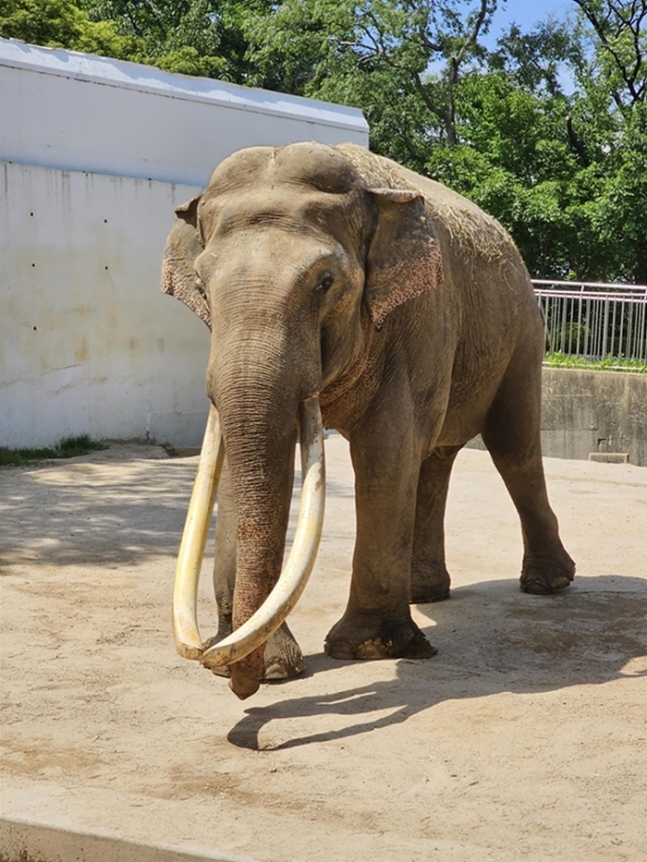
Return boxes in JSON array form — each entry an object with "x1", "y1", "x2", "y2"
[{"x1": 532, "y1": 280, "x2": 647, "y2": 362}]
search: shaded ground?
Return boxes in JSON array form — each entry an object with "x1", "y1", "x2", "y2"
[{"x1": 1, "y1": 437, "x2": 646, "y2": 862}]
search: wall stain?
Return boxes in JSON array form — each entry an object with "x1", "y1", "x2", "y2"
[{"x1": 74, "y1": 338, "x2": 88, "y2": 364}]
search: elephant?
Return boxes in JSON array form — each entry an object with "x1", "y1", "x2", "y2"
[{"x1": 161, "y1": 141, "x2": 575, "y2": 700}]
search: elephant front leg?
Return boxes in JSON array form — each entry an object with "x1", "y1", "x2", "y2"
[
  {"x1": 324, "y1": 417, "x2": 436, "y2": 661},
  {"x1": 209, "y1": 460, "x2": 305, "y2": 680}
]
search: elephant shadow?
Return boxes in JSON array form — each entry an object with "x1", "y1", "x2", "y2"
[{"x1": 227, "y1": 574, "x2": 647, "y2": 750}]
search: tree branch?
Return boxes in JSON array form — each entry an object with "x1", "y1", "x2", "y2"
[
  {"x1": 453, "y1": 0, "x2": 490, "y2": 73},
  {"x1": 566, "y1": 115, "x2": 591, "y2": 166},
  {"x1": 574, "y1": 0, "x2": 646, "y2": 105},
  {"x1": 411, "y1": 70, "x2": 448, "y2": 125}
]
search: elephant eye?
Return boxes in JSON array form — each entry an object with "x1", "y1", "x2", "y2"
[
  {"x1": 316, "y1": 273, "x2": 334, "y2": 293},
  {"x1": 194, "y1": 276, "x2": 207, "y2": 298}
]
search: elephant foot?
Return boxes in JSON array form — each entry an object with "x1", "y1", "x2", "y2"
[
  {"x1": 204, "y1": 622, "x2": 305, "y2": 681},
  {"x1": 262, "y1": 624, "x2": 306, "y2": 680},
  {"x1": 520, "y1": 550, "x2": 576, "y2": 595},
  {"x1": 324, "y1": 611, "x2": 437, "y2": 661},
  {"x1": 410, "y1": 562, "x2": 451, "y2": 604}
]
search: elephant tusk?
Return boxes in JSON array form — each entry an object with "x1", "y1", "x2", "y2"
[
  {"x1": 172, "y1": 404, "x2": 225, "y2": 659},
  {"x1": 200, "y1": 396, "x2": 325, "y2": 671}
]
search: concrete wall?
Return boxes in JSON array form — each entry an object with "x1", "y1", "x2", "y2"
[
  {"x1": 540, "y1": 368, "x2": 647, "y2": 466},
  {"x1": 1, "y1": 163, "x2": 207, "y2": 447},
  {"x1": 0, "y1": 39, "x2": 369, "y2": 448},
  {"x1": 468, "y1": 369, "x2": 647, "y2": 467}
]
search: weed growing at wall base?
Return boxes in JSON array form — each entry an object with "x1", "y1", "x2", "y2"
[
  {"x1": 0, "y1": 434, "x2": 108, "y2": 466},
  {"x1": 544, "y1": 353, "x2": 647, "y2": 373}
]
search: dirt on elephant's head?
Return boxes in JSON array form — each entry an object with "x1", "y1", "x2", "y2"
[{"x1": 336, "y1": 142, "x2": 517, "y2": 266}]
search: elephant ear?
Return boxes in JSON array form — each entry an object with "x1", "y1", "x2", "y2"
[
  {"x1": 365, "y1": 189, "x2": 443, "y2": 330},
  {"x1": 160, "y1": 195, "x2": 211, "y2": 329}
]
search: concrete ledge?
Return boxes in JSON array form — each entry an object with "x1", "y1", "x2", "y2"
[
  {"x1": 588, "y1": 452, "x2": 629, "y2": 464},
  {"x1": 467, "y1": 369, "x2": 647, "y2": 466},
  {"x1": 541, "y1": 368, "x2": 647, "y2": 466},
  {"x1": 0, "y1": 817, "x2": 255, "y2": 862}
]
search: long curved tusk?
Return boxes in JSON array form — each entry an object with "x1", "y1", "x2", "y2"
[
  {"x1": 200, "y1": 396, "x2": 325, "y2": 671},
  {"x1": 172, "y1": 404, "x2": 225, "y2": 659}
]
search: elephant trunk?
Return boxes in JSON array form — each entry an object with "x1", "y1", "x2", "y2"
[
  {"x1": 220, "y1": 384, "x2": 298, "y2": 697},
  {"x1": 171, "y1": 330, "x2": 325, "y2": 699},
  {"x1": 171, "y1": 398, "x2": 324, "y2": 696},
  {"x1": 210, "y1": 345, "x2": 325, "y2": 698}
]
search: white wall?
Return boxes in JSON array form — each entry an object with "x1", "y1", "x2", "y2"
[
  {"x1": 0, "y1": 40, "x2": 369, "y2": 448},
  {"x1": 0, "y1": 40, "x2": 368, "y2": 185},
  {"x1": 1, "y1": 163, "x2": 207, "y2": 447}
]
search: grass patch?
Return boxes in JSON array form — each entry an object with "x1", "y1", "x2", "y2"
[
  {"x1": 544, "y1": 353, "x2": 647, "y2": 373},
  {"x1": 0, "y1": 434, "x2": 108, "y2": 467}
]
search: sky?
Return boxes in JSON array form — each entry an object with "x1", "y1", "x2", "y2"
[{"x1": 486, "y1": 0, "x2": 575, "y2": 46}]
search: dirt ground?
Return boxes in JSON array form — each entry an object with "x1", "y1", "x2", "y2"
[{"x1": 1, "y1": 436, "x2": 646, "y2": 862}]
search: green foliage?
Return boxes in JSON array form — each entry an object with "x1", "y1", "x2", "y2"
[
  {"x1": 245, "y1": 0, "x2": 499, "y2": 156},
  {"x1": 591, "y1": 103, "x2": 647, "y2": 284},
  {"x1": 425, "y1": 72, "x2": 575, "y2": 277},
  {"x1": 0, "y1": 434, "x2": 108, "y2": 467},
  {"x1": 489, "y1": 19, "x2": 584, "y2": 96},
  {"x1": 244, "y1": 1, "x2": 646, "y2": 285},
  {"x1": 573, "y1": 0, "x2": 647, "y2": 110},
  {"x1": 86, "y1": 0, "x2": 272, "y2": 80},
  {"x1": 0, "y1": 0, "x2": 271, "y2": 79},
  {"x1": 0, "y1": 0, "x2": 143, "y2": 58},
  {"x1": 424, "y1": 4, "x2": 647, "y2": 284}
]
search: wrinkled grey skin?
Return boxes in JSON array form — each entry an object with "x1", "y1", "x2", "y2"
[{"x1": 162, "y1": 142, "x2": 575, "y2": 698}]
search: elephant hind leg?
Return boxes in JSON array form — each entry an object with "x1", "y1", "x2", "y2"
[
  {"x1": 410, "y1": 446, "x2": 462, "y2": 603},
  {"x1": 481, "y1": 359, "x2": 575, "y2": 594}
]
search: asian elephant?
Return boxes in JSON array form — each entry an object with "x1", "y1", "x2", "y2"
[{"x1": 161, "y1": 141, "x2": 575, "y2": 700}]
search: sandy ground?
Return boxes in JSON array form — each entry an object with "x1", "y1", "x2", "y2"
[{"x1": 1, "y1": 436, "x2": 646, "y2": 862}]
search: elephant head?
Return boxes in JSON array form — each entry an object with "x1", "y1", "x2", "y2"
[{"x1": 161, "y1": 142, "x2": 443, "y2": 698}]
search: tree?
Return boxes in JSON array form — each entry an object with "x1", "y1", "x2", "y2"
[
  {"x1": 569, "y1": 0, "x2": 647, "y2": 282},
  {"x1": 425, "y1": 71, "x2": 582, "y2": 279},
  {"x1": 245, "y1": 0, "x2": 500, "y2": 168},
  {"x1": 573, "y1": 0, "x2": 646, "y2": 109},
  {"x1": 489, "y1": 18, "x2": 584, "y2": 96},
  {"x1": 0, "y1": 1, "x2": 272, "y2": 80},
  {"x1": 0, "y1": 0, "x2": 143, "y2": 59},
  {"x1": 86, "y1": 0, "x2": 272, "y2": 80},
  {"x1": 3, "y1": 0, "x2": 644, "y2": 283}
]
